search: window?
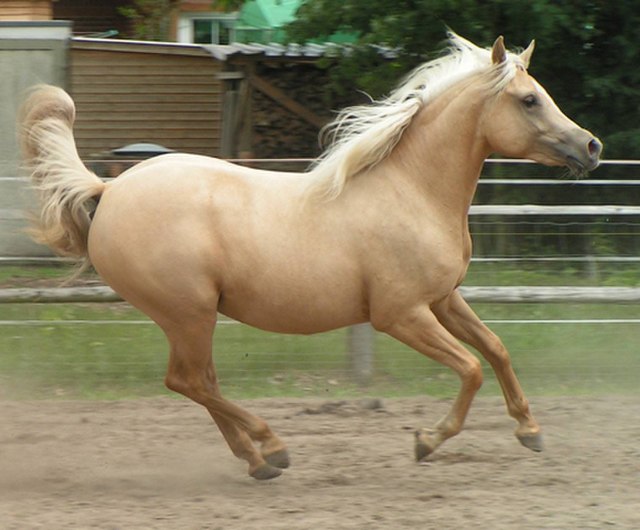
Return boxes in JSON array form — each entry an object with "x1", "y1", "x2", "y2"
[
  {"x1": 191, "y1": 18, "x2": 235, "y2": 45},
  {"x1": 193, "y1": 19, "x2": 213, "y2": 44}
]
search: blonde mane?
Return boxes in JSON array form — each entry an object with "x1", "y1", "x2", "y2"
[{"x1": 305, "y1": 32, "x2": 527, "y2": 200}]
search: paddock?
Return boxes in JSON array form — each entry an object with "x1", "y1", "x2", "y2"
[
  {"x1": 1, "y1": 293, "x2": 639, "y2": 529},
  {"x1": 1, "y1": 158, "x2": 639, "y2": 526},
  {"x1": 1, "y1": 395, "x2": 639, "y2": 529}
]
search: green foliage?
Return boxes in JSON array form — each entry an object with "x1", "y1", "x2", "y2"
[
  {"x1": 217, "y1": 0, "x2": 244, "y2": 9},
  {"x1": 287, "y1": 0, "x2": 640, "y2": 158},
  {"x1": 119, "y1": 0, "x2": 242, "y2": 40},
  {"x1": 118, "y1": 0, "x2": 176, "y2": 41}
]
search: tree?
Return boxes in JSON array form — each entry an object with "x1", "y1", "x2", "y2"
[
  {"x1": 119, "y1": 1, "x2": 242, "y2": 41},
  {"x1": 287, "y1": 0, "x2": 640, "y2": 158},
  {"x1": 118, "y1": 0, "x2": 178, "y2": 41}
]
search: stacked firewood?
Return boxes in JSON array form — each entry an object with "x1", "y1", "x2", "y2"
[{"x1": 250, "y1": 63, "x2": 362, "y2": 161}]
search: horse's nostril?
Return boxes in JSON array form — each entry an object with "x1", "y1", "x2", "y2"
[{"x1": 588, "y1": 138, "x2": 602, "y2": 157}]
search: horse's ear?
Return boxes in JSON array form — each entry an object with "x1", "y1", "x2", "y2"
[
  {"x1": 520, "y1": 40, "x2": 535, "y2": 68},
  {"x1": 491, "y1": 36, "x2": 507, "y2": 64}
]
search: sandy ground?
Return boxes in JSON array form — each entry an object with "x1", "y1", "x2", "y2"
[{"x1": 1, "y1": 395, "x2": 639, "y2": 529}]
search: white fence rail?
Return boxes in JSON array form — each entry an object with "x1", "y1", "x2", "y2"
[
  {"x1": 469, "y1": 205, "x2": 640, "y2": 215},
  {"x1": 2, "y1": 284, "x2": 639, "y2": 388},
  {"x1": 2, "y1": 158, "x2": 638, "y2": 387},
  {"x1": 2, "y1": 285, "x2": 640, "y2": 304}
]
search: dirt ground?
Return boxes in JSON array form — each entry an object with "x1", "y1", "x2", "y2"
[{"x1": 1, "y1": 395, "x2": 638, "y2": 530}]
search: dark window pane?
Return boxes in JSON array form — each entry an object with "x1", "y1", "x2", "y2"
[{"x1": 193, "y1": 20, "x2": 212, "y2": 44}]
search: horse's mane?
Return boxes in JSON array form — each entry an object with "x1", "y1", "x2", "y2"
[{"x1": 305, "y1": 32, "x2": 526, "y2": 200}]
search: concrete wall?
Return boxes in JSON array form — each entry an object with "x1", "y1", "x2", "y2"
[{"x1": 0, "y1": 21, "x2": 70, "y2": 256}]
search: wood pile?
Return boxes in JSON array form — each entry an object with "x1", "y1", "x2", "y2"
[{"x1": 250, "y1": 63, "x2": 363, "y2": 161}]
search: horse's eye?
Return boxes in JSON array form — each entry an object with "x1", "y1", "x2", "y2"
[{"x1": 522, "y1": 94, "x2": 538, "y2": 108}]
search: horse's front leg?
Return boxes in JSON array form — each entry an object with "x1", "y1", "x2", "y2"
[
  {"x1": 378, "y1": 305, "x2": 484, "y2": 460},
  {"x1": 432, "y1": 289, "x2": 543, "y2": 451}
]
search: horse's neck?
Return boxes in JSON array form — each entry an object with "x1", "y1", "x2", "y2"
[{"x1": 385, "y1": 85, "x2": 490, "y2": 218}]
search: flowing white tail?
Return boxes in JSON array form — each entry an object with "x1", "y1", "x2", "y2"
[{"x1": 19, "y1": 85, "x2": 105, "y2": 262}]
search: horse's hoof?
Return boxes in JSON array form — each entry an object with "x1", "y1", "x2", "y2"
[
  {"x1": 264, "y1": 448, "x2": 290, "y2": 469},
  {"x1": 517, "y1": 432, "x2": 544, "y2": 452},
  {"x1": 414, "y1": 430, "x2": 437, "y2": 462},
  {"x1": 250, "y1": 463, "x2": 283, "y2": 480},
  {"x1": 415, "y1": 441, "x2": 434, "y2": 462}
]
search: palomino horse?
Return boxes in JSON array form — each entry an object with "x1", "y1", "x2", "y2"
[{"x1": 20, "y1": 33, "x2": 601, "y2": 480}]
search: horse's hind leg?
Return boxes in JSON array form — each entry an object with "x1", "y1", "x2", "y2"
[
  {"x1": 163, "y1": 319, "x2": 289, "y2": 480},
  {"x1": 209, "y1": 405, "x2": 290, "y2": 475}
]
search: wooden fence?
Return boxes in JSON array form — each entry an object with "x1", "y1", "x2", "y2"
[
  {"x1": 2, "y1": 284, "x2": 639, "y2": 386},
  {"x1": 2, "y1": 284, "x2": 640, "y2": 305},
  {"x1": 2, "y1": 158, "x2": 638, "y2": 384}
]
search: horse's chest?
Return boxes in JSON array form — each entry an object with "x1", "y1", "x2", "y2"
[{"x1": 409, "y1": 222, "x2": 472, "y2": 290}]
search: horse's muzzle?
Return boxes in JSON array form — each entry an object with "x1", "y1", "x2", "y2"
[{"x1": 562, "y1": 130, "x2": 603, "y2": 173}]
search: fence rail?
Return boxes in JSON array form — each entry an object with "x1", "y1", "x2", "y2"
[
  {"x1": 469, "y1": 205, "x2": 640, "y2": 215},
  {"x1": 2, "y1": 317, "x2": 639, "y2": 326},
  {"x1": 2, "y1": 158, "x2": 638, "y2": 389},
  {"x1": 2, "y1": 283, "x2": 638, "y2": 388},
  {"x1": 2, "y1": 284, "x2": 640, "y2": 305},
  {"x1": 2, "y1": 255, "x2": 640, "y2": 266}
]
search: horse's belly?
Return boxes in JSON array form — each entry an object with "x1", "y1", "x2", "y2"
[{"x1": 218, "y1": 277, "x2": 366, "y2": 334}]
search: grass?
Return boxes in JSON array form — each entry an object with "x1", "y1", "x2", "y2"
[
  {"x1": 1, "y1": 301, "x2": 639, "y2": 400},
  {"x1": 464, "y1": 260, "x2": 640, "y2": 287},
  {"x1": 0, "y1": 263, "x2": 639, "y2": 400},
  {"x1": 0, "y1": 265, "x2": 72, "y2": 285}
]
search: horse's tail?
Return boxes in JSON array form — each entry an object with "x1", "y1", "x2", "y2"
[{"x1": 19, "y1": 84, "x2": 105, "y2": 265}]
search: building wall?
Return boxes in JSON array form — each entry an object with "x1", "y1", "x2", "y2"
[
  {"x1": 0, "y1": 21, "x2": 71, "y2": 256},
  {"x1": 0, "y1": 0, "x2": 52, "y2": 21},
  {"x1": 70, "y1": 39, "x2": 223, "y2": 160},
  {"x1": 53, "y1": 0, "x2": 131, "y2": 36}
]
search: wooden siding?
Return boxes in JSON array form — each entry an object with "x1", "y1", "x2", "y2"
[
  {"x1": 70, "y1": 41, "x2": 223, "y2": 158},
  {"x1": 0, "y1": 0, "x2": 52, "y2": 20}
]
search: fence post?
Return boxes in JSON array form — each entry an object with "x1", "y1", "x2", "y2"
[
  {"x1": 347, "y1": 323, "x2": 374, "y2": 386},
  {"x1": 585, "y1": 254, "x2": 599, "y2": 282}
]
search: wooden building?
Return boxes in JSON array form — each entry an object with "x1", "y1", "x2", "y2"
[
  {"x1": 0, "y1": 1, "x2": 52, "y2": 21},
  {"x1": 0, "y1": 0, "x2": 142, "y2": 37},
  {"x1": 2, "y1": 1, "x2": 350, "y2": 164},
  {"x1": 70, "y1": 38, "x2": 224, "y2": 161},
  {"x1": 68, "y1": 39, "x2": 344, "y2": 166},
  {"x1": 52, "y1": 0, "x2": 132, "y2": 36},
  {"x1": 0, "y1": 14, "x2": 350, "y2": 256}
]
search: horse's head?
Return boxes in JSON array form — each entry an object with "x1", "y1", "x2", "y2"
[{"x1": 483, "y1": 37, "x2": 602, "y2": 174}]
